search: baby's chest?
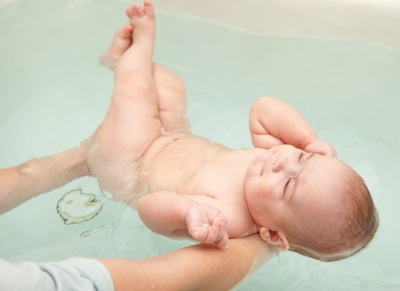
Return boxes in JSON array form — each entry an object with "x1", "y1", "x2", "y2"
[
  {"x1": 148, "y1": 161, "x2": 257, "y2": 238},
  {"x1": 183, "y1": 168, "x2": 257, "y2": 238},
  {"x1": 178, "y1": 163, "x2": 238, "y2": 195}
]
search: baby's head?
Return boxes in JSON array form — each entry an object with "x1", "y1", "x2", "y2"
[{"x1": 244, "y1": 145, "x2": 378, "y2": 261}]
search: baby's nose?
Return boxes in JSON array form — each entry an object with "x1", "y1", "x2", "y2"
[
  {"x1": 272, "y1": 154, "x2": 287, "y2": 172},
  {"x1": 272, "y1": 155, "x2": 294, "y2": 172}
]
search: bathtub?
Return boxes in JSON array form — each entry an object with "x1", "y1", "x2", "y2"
[{"x1": 0, "y1": 0, "x2": 399, "y2": 290}]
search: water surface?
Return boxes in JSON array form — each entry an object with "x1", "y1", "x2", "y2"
[{"x1": 1, "y1": 0, "x2": 400, "y2": 290}]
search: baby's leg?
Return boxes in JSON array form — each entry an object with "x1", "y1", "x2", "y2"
[
  {"x1": 100, "y1": 24, "x2": 190, "y2": 133},
  {"x1": 88, "y1": 1, "x2": 159, "y2": 202},
  {"x1": 154, "y1": 65, "x2": 191, "y2": 133},
  {"x1": 98, "y1": 24, "x2": 133, "y2": 71}
]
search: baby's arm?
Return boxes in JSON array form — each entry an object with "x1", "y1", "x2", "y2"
[
  {"x1": 249, "y1": 97, "x2": 336, "y2": 157},
  {"x1": 138, "y1": 192, "x2": 228, "y2": 248}
]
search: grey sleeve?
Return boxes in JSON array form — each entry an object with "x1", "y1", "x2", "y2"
[{"x1": 0, "y1": 257, "x2": 114, "y2": 291}]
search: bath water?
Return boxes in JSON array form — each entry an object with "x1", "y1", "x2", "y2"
[{"x1": 1, "y1": 0, "x2": 399, "y2": 290}]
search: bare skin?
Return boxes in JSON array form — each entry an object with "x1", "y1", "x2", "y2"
[
  {"x1": 0, "y1": 3, "x2": 278, "y2": 290},
  {"x1": 100, "y1": 234, "x2": 276, "y2": 291},
  {"x1": 1, "y1": 0, "x2": 350, "y2": 256},
  {"x1": 87, "y1": 0, "x2": 344, "y2": 252},
  {"x1": 91, "y1": 3, "x2": 261, "y2": 247}
]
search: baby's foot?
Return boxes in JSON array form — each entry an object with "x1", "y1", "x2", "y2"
[
  {"x1": 99, "y1": 1, "x2": 156, "y2": 72},
  {"x1": 125, "y1": 0, "x2": 155, "y2": 52},
  {"x1": 99, "y1": 24, "x2": 133, "y2": 71}
]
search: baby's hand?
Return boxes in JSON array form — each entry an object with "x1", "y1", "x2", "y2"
[
  {"x1": 186, "y1": 203, "x2": 229, "y2": 248},
  {"x1": 304, "y1": 139, "x2": 337, "y2": 158}
]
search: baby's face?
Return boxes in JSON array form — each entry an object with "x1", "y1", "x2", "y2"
[{"x1": 244, "y1": 145, "x2": 350, "y2": 231}]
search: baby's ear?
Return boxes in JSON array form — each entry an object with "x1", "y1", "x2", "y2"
[{"x1": 259, "y1": 227, "x2": 290, "y2": 251}]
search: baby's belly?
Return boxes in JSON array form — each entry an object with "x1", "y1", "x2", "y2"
[{"x1": 140, "y1": 134, "x2": 229, "y2": 193}]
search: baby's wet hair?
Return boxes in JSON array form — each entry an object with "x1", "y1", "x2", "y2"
[{"x1": 284, "y1": 170, "x2": 378, "y2": 262}]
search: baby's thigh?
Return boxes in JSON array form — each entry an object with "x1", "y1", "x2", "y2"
[
  {"x1": 100, "y1": 71, "x2": 162, "y2": 155},
  {"x1": 153, "y1": 65, "x2": 190, "y2": 133},
  {"x1": 86, "y1": 142, "x2": 147, "y2": 203}
]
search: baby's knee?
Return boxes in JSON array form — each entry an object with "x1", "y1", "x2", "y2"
[{"x1": 154, "y1": 65, "x2": 185, "y2": 93}]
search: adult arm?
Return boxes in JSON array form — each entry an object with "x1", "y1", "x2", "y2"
[
  {"x1": 101, "y1": 234, "x2": 276, "y2": 291},
  {"x1": 249, "y1": 96, "x2": 336, "y2": 157},
  {"x1": 0, "y1": 146, "x2": 90, "y2": 214},
  {"x1": 138, "y1": 191, "x2": 229, "y2": 247},
  {"x1": 0, "y1": 235, "x2": 275, "y2": 291}
]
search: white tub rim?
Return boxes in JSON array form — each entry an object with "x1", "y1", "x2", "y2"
[{"x1": 154, "y1": 0, "x2": 400, "y2": 51}]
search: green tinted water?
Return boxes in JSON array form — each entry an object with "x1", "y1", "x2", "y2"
[{"x1": 1, "y1": 0, "x2": 400, "y2": 290}]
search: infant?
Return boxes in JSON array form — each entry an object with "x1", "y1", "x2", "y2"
[
  {"x1": 88, "y1": 0, "x2": 378, "y2": 262},
  {"x1": 0, "y1": 0, "x2": 378, "y2": 262}
]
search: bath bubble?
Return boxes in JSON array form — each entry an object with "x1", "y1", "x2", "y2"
[{"x1": 57, "y1": 189, "x2": 102, "y2": 224}]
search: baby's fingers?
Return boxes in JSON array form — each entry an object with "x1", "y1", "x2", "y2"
[
  {"x1": 215, "y1": 231, "x2": 229, "y2": 249},
  {"x1": 304, "y1": 140, "x2": 337, "y2": 158},
  {"x1": 209, "y1": 216, "x2": 228, "y2": 248}
]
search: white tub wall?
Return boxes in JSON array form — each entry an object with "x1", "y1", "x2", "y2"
[
  {"x1": 154, "y1": 0, "x2": 400, "y2": 51},
  {"x1": 0, "y1": 0, "x2": 13, "y2": 8},
  {"x1": 1, "y1": 0, "x2": 398, "y2": 50}
]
